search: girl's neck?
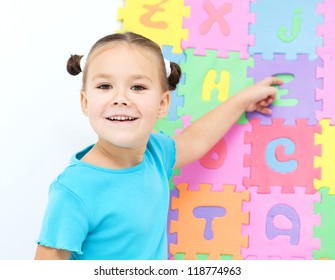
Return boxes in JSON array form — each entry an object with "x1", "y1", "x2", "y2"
[{"x1": 81, "y1": 140, "x2": 146, "y2": 169}]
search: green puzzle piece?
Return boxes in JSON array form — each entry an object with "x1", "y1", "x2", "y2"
[
  {"x1": 177, "y1": 50, "x2": 254, "y2": 124},
  {"x1": 173, "y1": 253, "x2": 233, "y2": 260},
  {"x1": 314, "y1": 187, "x2": 335, "y2": 260}
]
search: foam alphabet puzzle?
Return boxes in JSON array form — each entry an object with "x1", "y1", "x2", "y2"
[{"x1": 118, "y1": 0, "x2": 335, "y2": 260}]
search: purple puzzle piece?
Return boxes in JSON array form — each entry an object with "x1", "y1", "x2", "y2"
[{"x1": 247, "y1": 54, "x2": 323, "y2": 125}]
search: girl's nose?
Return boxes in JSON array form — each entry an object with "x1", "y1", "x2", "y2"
[{"x1": 112, "y1": 90, "x2": 129, "y2": 106}]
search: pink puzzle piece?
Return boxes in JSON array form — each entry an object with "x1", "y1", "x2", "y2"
[
  {"x1": 242, "y1": 187, "x2": 320, "y2": 259},
  {"x1": 243, "y1": 119, "x2": 321, "y2": 194},
  {"x1": 174, "y1": 115, "x2": 250, "y2": 192},
  {"x1": 316, "y1": 55, "x2": 335, "y2": 124},
  {"x1": 182, "y1": 0, "x2": 255, "y2": 58},
  {"x1": 317, "y1": 0, "x2": 335, "y2": 58}
]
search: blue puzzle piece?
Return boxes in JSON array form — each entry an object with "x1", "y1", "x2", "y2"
[
  {"x1": 162, "y1": 45, "x2": 186, "y2": 120},
  {"x1": 249, "y1": 0, "x2": 323, "y2": 59}
]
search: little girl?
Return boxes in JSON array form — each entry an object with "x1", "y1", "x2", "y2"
[{"x1": 35, "y1": 32, "x2": 282, "y2": 260}]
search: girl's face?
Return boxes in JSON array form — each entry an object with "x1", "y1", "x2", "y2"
[{"x1": 81, "y1": 42, "x2": 170, "y2": 150}]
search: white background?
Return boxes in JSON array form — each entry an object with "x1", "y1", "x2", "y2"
[{"x1": 0, "y1": 0, "x2": 123, "y2": 259}]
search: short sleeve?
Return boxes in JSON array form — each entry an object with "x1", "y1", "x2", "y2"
[
  {"x1": 36, "y1": 182, "x2": 92, "y2": 254},
  {"x1": 148, "y1": 132, "x2": 176, "y2": 178}
]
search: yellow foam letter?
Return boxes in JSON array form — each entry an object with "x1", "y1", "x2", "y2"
[{"x1": 202, "y1": 69, "x2": 230, "y2": 102}]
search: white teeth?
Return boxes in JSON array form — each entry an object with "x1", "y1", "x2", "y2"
[{"x1": 108, "y1": 116, "x2": 136, "y2": 121}]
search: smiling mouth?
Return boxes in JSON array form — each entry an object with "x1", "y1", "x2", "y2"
[{"x1": 106, "y1": 115, "x2": 139, "y2": 122}]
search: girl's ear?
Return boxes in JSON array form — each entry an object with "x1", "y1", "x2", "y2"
[
  {"x1": 157, "y1": 91, "x2": 170, "y2": 119},
  {"x1": 80, "y1": 91, "x2": 89, "y2": 116}
]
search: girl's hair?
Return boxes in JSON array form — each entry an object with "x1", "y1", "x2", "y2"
[{"x1": 67, "y1": 32, "x2": 181, "y2": 91}]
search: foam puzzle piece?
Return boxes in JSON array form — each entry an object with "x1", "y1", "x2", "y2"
[
  {"x1": 161, "y1": 45, "x2": 186, "y2": 121},
  {"x1": 167, "y1": 187, "x2": 179, "y2": 259},
  {"x1": 249, "y1": 0, "x2": 323, "y2": 59},
  {"x1": 182, "y1": 0, "x2": 255, "y2": 58},
  {"x1": 154, "y1": 47, "x2": 185, "y2": 134},
  {"x1": 173, "y1": 115, "x2": 251, "y2": 192},
  {"x1": 314, "y1": 119, "x2": 335, "y2": 194},
  {"x1": 243, "y1": 187, "x2": 320, "y2": 259},
  {"x1": 317, "y1": 0, "x2": 335, "y2": 58},
  {"x1": 177, "y1": 49, "x2": 253, "y2": 123},
  {"x1": 316, "y1": 55, "x2": 335, "y2": 124},
  {"x1": 118, "y1": 0, "x2": 190, "y2": 53},
  {"x1": 314, "y1": 187, "x2": 335, "y2": 260},
  {"x1": 246, "y1": 54, "x2": 323, "y2": 125},
  {"x1": 170, "y1": 184, "x2": 249, "y2": 260},
  {"x1": 154, "y1": 117, "x2": 182, "y2": 137},
  {"x1": 243, "y1": 119, "x2": 321, "y2": 194}
]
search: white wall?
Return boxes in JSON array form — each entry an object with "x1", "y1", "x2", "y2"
[{"x1": 0, "y1": 0, "x2": 123, "y2": 259}]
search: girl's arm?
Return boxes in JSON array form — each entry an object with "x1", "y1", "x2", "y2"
[
  {"x1": 173, "y1": 77, "x2": 283, "y2": 169},
  {"x1": 34, "y1": 244, "x2": 71, "y2": 260}
]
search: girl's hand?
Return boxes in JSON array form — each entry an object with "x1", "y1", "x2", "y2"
[{"x1": 244, "y1": 76, "x2": 283, "y2": 115}]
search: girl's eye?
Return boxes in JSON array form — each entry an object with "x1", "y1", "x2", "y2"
[
  {"x1": 97, "y1": 84, "x2": 112, "y2": 90},
  {"x1": 131, "y1": 85, "x2": 146, "y2": 91}
]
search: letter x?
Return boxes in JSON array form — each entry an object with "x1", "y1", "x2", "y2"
[{"x1": 199, "y1": 0, "x2": 233, "y2": 36}]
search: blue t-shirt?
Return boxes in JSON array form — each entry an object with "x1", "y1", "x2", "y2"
[{"x1": 36, "y1": 133, "x2": 176, "y2": 260}]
